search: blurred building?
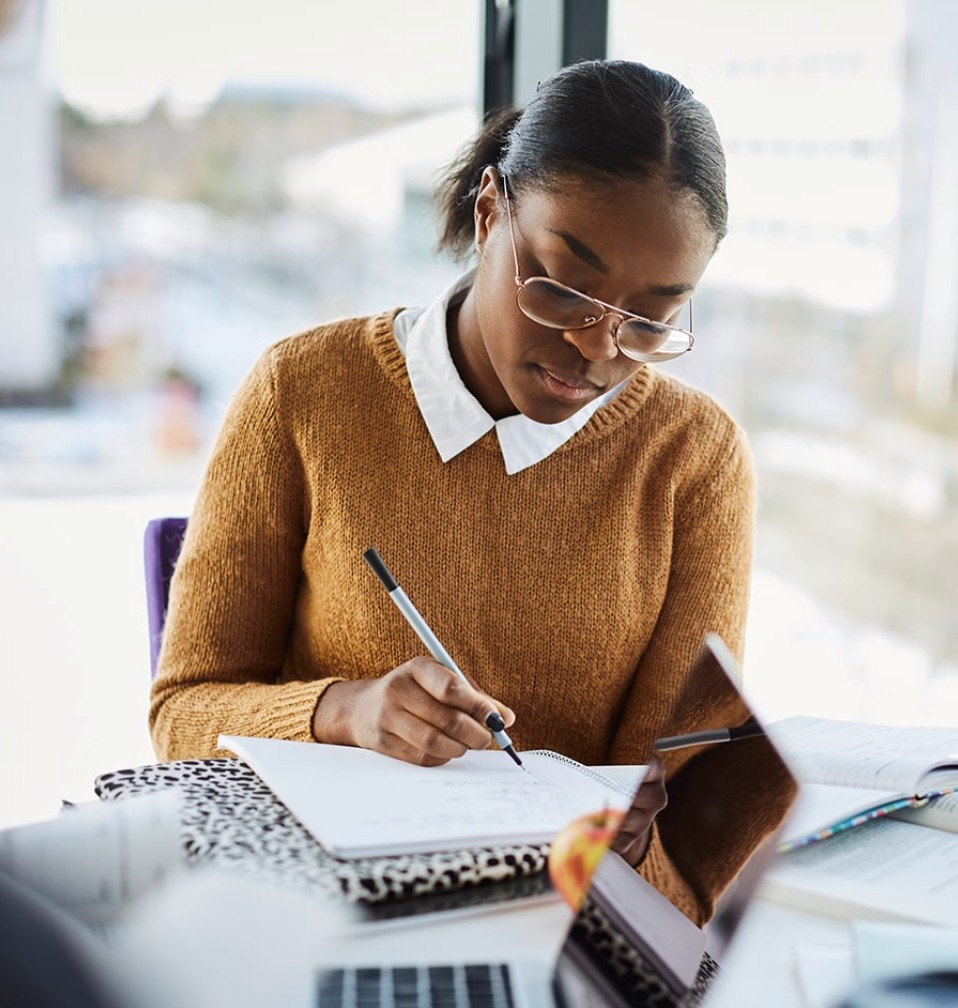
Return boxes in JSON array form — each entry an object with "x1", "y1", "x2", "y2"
[
  {"x1": 282, "y1": 106, "x2": 478, "y2": 238},
  {"x1": 610, "y1": 0, "x2": 958, "y2": 417},
  {"x1": 0, "y1": 0, "x2": 56, "y2": 401},
  {"x1": 900, "y1": 0, "x2": 958, "y2": 413}
]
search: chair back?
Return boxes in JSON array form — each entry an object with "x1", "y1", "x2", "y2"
[{"x1": 144, "y1": 516, "x2": 188, "y2": 678}]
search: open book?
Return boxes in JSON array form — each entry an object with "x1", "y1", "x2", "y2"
[
  {"x1": 760, "y1": 716, "x2": 958, "y2": 925},
  {"x1": 768, "y1": 715, "x2": 958, "y2": 852},
  {"x1": 219, "y1": 735, "x2": 641, "y2": 859}
]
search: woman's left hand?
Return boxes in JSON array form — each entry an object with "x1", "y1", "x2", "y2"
[{"x1": 611, "y1": 755, "x2": 668, "y2": 867}]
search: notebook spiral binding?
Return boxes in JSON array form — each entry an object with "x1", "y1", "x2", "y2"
[{"x1": 528, "y1": 750, "x2": 639, "y2": 800}]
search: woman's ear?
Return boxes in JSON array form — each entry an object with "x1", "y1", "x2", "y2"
[{"x1": 473, "y1": 166, "x2": 501, "y2": 255}]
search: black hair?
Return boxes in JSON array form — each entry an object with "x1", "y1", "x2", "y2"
[{"x1": 434, "y1": 59, "x2": 728, "y2": 260}]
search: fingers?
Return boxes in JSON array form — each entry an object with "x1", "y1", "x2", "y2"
[
  {"x1": 468, "y1": 685, "x2": 515, "y2": 728},
  {"x1": 409, "y1": 658, "x2": 516, "y2": 728},
  {"x1": 612, "y1": 757, "x2": 669, "y2": 867},
  {"x1": 355, "y1": 658, "x2": 516, "y2": 767},
  {"x1": 406, "y1": 658, "x2": 517, "y2": 738}
]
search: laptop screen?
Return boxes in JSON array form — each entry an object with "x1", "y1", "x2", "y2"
[{"x1": 550, "y1": 633, "x2": 798, "y2": 1007}]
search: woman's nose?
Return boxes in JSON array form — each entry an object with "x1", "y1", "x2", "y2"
[{"x1": 562, "y1": 316, "x2": 620, "y2": 362}]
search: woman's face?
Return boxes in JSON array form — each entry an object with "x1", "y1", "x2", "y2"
[{"x1": 451, "y1": 168, "x2": 717, "y2": 424}]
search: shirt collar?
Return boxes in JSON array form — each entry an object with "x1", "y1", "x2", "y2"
[{"x1": 393, "y1": 270, "x2": 626, "y2": 475}]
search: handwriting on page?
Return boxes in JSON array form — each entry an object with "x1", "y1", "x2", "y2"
[
  {"x1": 216, "y1": 737, "x2": 626, "y2": 858},
  {"x1": 345, "y1": 773, "x2": 599, "y2": 841}
]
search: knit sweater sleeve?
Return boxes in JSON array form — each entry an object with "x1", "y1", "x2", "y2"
[
  {"x1": 609, "y1": 410, "x2": 759, "y2": 923},
  {"x1": 149, "y1": 341, "x2": 342, "y2": 761}
]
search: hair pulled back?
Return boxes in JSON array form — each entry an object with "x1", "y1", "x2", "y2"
[{"x1": 435, "y1": 59, "x2": 728, "y2": 261}]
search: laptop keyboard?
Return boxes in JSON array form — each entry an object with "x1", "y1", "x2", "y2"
[{"x1": 315, "y1": 964, "x2": 516, "y2": 1008}]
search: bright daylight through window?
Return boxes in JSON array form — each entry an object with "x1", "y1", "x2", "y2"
[{"x1": 1, "y1": 0, "x2": 957, "y2": 829}]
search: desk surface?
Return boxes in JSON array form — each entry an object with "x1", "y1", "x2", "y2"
[
  {"x1": 311, "y1": 882, "x2": 852, "y2": 1008},
  {"x1": 703, "y1": 896, "x2": 852, "y2": 1008},
  {"x1": 116, "y1": 863, "x2": 861, "y2": 1008}
]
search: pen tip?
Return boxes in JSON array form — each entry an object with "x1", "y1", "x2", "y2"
[{"x1": 506, "y1": 745, "x2": 523, "y2": 767}]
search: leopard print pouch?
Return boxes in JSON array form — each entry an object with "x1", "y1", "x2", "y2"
[{"x1": 94, "y1": 758, "x2": 549, "y2": 905}]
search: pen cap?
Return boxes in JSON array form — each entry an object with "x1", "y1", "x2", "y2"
[
  {"x1": 484, "y1": 712, "x2": 506, "y2": 733},
  {"x1": 362, "y1": 548, "x2": 398, "y2": 592}
]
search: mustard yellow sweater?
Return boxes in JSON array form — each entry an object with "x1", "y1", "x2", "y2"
[{"x1": 150, "y1": 309, "x2": 761, "y2": 922}]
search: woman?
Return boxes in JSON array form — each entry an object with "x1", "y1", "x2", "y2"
[{"x1": 150, "y1": 59, "x2": 757, "y2": 921}]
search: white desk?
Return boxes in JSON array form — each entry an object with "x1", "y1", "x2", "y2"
[
  {"x1": 702, "y1": 896, "x2": 853, "y2": 1008},
  {"x1": 325, "y1": 898, "x2": 572, "y2": 965},
  {"x1": 105, "y1": 840, "x2": 896, "y2": 1008},
  {"x1": 311, "y1": 884, "x2": 853, "y2": 1008}
]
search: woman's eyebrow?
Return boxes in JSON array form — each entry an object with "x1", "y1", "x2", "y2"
[
  {"x1": 549, "y1": 228, "x2": 695, "y2": 298},
  {"x1": 647, "y1": 282, "x2": 695, "y2": 297},
  {"x1": 549, "y1": 228, "x2": 610, "y2": 275}
]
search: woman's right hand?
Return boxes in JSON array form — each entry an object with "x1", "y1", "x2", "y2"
[{"x1": 311, "y1": 657, "x2": 516, "y2": 767}]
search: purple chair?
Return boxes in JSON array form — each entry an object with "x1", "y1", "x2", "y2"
[{"x1": 143, "y1": 516, "x2": 188, "y2": 678}]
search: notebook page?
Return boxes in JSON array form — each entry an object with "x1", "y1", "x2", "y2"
[{"x1": 219, "y1": 736, "x2": 634, "y2": 859}]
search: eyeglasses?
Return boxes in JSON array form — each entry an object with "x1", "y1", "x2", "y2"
[{"x1": 500, "y1": 175, "x2": 695, "y2": 363}]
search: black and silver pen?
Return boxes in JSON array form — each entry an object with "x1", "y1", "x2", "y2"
[
  {"x1": 362, "y1": 548, "x2": 523, "y2": 767},
  {"x1": 653, "y1": 719, "x2": 764, "y2": 752}
]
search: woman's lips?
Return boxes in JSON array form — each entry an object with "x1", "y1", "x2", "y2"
[{"x1": 537, "y1": 365, "x2": 602, "y2": 401}]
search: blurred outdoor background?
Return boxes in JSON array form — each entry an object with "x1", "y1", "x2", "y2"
[{"x1": 2, "y1": 0, "x2": 958, "y2": 829}]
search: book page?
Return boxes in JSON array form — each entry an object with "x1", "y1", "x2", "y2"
[
  {"x1": 764, "y1": 818, "x2": 958, "y2": 926},
  {"x1": 779, "y1": 782, "x2": 903, "y2": 848},
  {"x1": 219, "y1": 736, "x2": 636, "y2": 859},
  {"x1": 767, "y1": 716, "x2": 958, "y2": 793},
  {"x1": 0, "y1": 790, "x2": 183, "y2": 925},
  {"x1": 891, "y1": 790, "x2": 958, "y2": 833}
]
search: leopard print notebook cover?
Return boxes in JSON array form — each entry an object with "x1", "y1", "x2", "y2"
[{"x1": 94, "y1": 758, "x2": 549, "y2": 905}]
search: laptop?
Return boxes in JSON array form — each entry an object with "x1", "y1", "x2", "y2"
[{"x1": 310, "y1": 633, "x2": 799, "y2": 1008}]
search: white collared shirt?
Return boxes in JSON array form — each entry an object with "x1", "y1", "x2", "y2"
[{"x1": 393, "y1": 271, "x2": 626, "y2": 475}]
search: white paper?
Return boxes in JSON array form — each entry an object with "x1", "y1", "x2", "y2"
[
  {"x1": 0, "y1": 790, "x2": 183, "y2": 924},
  {"x1": 767, "y1": 716, "x2": 958, "y2": 793},
  {"x1": 781, "y1": 782, "x2": 904, "y2": 846},
  {"x1": 892, "y1": 790, "x2": 958, "y2": 832},
  {"x1": 765, "y1": 818, "x2": 958, "y2": 926},
  {"x1": 793, "y1": 944, "x2": 857, "y2": 1008},
  {"x1": 219, "y1": 736, "x2": 635, "y2": 858}
]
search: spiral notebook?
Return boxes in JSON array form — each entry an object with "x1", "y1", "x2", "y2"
[{"x1": 218, "y1": 735, "x2": 639, "y2": 860}]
